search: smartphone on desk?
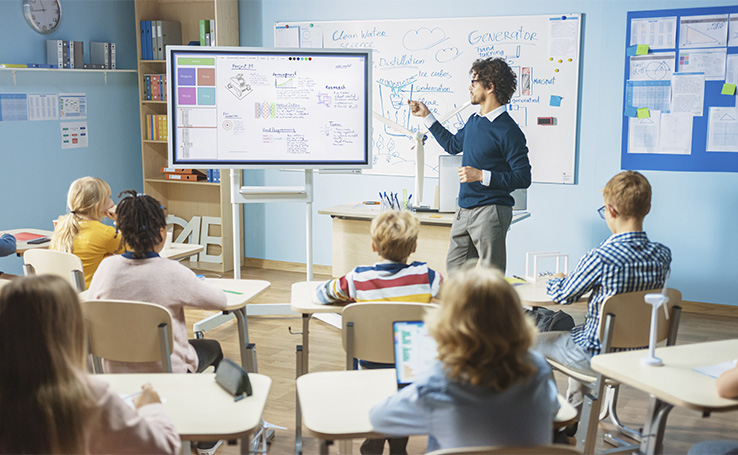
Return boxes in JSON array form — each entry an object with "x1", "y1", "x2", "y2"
[{"x1": 27, "y1": 237, "x2": 50, "y2": 244}]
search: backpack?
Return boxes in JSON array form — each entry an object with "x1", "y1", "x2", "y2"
[{"x1": 525, "y1": 306, "x2": 575, "y2": 332}]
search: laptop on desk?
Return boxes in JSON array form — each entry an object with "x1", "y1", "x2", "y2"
[{"x1": 392, "y1": 320, "x2": 438, "y2": 389}]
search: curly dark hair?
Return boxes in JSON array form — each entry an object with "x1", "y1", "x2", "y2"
[
  {"x1": 115, "y1": 190, "x2": 167, "y2": 257},
  {"x1": 470, "y1": 57, "x2": 517, "y2": 105}
]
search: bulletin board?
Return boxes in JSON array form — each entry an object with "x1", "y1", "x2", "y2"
[
  {"x1": 622, "y1": 6, "x2": 738, "y2": 173},
  {"x1": 275, "y1": 14, "x2": 582, "y2": 184}
]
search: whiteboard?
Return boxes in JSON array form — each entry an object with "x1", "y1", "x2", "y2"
[{"x1": 275, "y1": 14, "x2": 582, "y2": 184}]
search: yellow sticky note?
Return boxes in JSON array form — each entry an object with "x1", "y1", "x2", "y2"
[
  {"x1": 722, "y1": 83, "x2": 736, "y2": 95},
  {"x1": 636, "y1": 44, "x2": 649, "y2": 55},
  {"x1": 637, "y1": 108, "x2": 650, "y2": 119}
]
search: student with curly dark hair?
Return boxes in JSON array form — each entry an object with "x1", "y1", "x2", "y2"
[
  {"x1": 87, "y1": 190, "x2": 226, "y2": 375},
  {"x1": 408, "y1": 57, "x2": 531, "y2": 275}
]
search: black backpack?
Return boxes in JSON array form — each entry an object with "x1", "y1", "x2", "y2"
[{"x1": 524, "y1": 306, "x2": 575, "y2": 332}]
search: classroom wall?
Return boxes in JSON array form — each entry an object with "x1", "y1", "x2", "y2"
[
  {"x1": 242, "y1": 0, "x2": 738, "y2": 306},
  {"x1": 0, "y1": 1, "x2": 141, "y2": 276}
]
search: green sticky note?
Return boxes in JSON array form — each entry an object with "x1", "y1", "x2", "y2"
[
  {"x1": 636, "y1": 44, "x2": 649, "y2": 55},
  {"x1": 637, "y1": 108, "x2": 650, "y2": 119},
  {"x1": 722, "y1": 83, "x2": 736, "y2": 95}
]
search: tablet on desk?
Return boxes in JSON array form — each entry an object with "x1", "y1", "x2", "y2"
[{"x1": 14, "y1": 232, "x2": 48, "y2": 242}]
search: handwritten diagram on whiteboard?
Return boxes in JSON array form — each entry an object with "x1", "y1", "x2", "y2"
[{"x1": 276, "y1": 15, "x2": 582, "y2": 184}]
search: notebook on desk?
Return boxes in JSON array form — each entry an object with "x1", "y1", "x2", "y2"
[{"x1": 393, "y1": 320, "x2": 438, "y2": 389}]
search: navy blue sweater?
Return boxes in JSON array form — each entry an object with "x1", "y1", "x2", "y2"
[{"x1": 429, "y1": 111, "x2": 531, "y2": 209}]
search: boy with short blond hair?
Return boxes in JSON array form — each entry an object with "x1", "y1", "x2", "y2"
[
  {"x1": 534, "y1": 170, "x2": 671, "y2": 410},
  {"x1": 314, "y1": 210, "x2": 441, "y2": 304}
]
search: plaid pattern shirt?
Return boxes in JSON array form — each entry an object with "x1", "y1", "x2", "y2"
[{"x1": 546, "y1": 231, "x2": 671, "y2": 355}]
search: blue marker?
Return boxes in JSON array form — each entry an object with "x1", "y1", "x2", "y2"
[{"x1": 406, "y1": 194, "x2": 413, "y2": 208}]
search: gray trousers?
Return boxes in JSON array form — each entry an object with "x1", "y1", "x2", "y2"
[
  {"x1": 533, "y1": 331, "x2": 595, "y2": 412},
  {"x1": 446, "y1": 204, "x2": 512, "y2": 274}
]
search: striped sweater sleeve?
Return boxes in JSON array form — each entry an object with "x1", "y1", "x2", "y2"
[{"x1": 313, "y1": 274, "x2": 354, "y2": 304}]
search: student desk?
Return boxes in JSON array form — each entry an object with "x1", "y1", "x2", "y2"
[
  {"x1": 7, "y1": 228, "x2": 53, "y2": 255},
  {"x1": 590, "y1": 339, "x2": 738, "y2": 455},
  {"x1": 203, "y1": 278, "x2": 271, "y2": 373},
  {"x1": 318, "y1": 203, "x2": 530, "y2": 278},
  {"x1": 101, "y1": 372, "x2": 271, "y2": 455},
  {"x1": 296, "y1": 369, "x2": 577, "y2": 455}
]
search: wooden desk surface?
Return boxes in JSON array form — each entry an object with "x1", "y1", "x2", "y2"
[
  {"x1": 591, "y1": 339, "x2": 738, "y2": 413},
  {"x1": 161, "y1": 243, "x2": 203, "y2": 261},
  {"x1": 8, "y1": 228, "x2": 53, "y2": 255},
  {"x1": 318, "y1": 203, "x2": 530, "y2": 227},
  {"x1": 204, "y1": 278, "x2": 271, "y2": 311},
  {"x1": 100, "y1": 373, "x2": 271, "y2": 440},
  {"x1": 290, "y1": 280, "x2": 345, "y2": 314}
]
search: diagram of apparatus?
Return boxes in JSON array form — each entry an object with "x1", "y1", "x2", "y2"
[{"x1": 226, "y1": 74, "x2": 253, "y2": 99}]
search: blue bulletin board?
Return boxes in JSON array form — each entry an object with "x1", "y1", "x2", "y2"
[{"x1": 622, "y1": 6, "x2": 738, "y2": 173}]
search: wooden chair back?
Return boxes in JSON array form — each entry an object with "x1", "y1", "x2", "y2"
[
  {"x1": 341, "y1": 302, "x2": 437, "y2": 368},
  {"x1": 427, "y1": 444, "x2": 581, "y2": 454},
  {"x1": 23, "y1": 249, "x2": 86, "y2": 292},
  {"x1": 84, "y1": 299, "x2": 174, "y2": 373}
]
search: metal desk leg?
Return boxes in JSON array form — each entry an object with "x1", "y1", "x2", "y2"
[
  {"x1": 296, "y1": 345, "x2": 304, "y2": 455},
  {"x1": 232, "y1": 308, "x2": 257, "y2": 373},
  {"x1": 640, "y1": 396, "x2": 674, "y2": 455},
  {"x1": 302, "y1": 314, "x2": 311, "y2": 375}
]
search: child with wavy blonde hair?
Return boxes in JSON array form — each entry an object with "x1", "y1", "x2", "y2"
[
  {"x1": 50, "y1": 177, "x2": 124, "y2": 288},
  {"x1": 370, "y1": 266, "x2": 559, "y2": 453}
]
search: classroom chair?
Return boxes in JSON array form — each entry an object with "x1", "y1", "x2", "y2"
[
  {"x1": 426, "y1": 444, "x2": 581, "y2": 455},
  {"x1": 546, "y1": 288, "x2": 682, "y2": 454},
  {"x1": 22, "y1": 249, "x2": 85, "y2": 292},
  {"x1": 84, "y1": 299, "x2": 174, "y2": 373},
  {"x1": 341, "y1": 301, "x2": 438, "y2": 369}
]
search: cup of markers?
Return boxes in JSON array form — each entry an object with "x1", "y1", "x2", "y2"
[{"x1": 379, "y1": 191, "x2": 413, "y2": 211}]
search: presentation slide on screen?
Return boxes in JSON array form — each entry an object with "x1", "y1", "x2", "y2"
[{"x1": 171, "y1": 51, "x2": 368, "y2": 164}]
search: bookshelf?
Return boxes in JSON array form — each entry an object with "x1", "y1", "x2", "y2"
[
  {"x1": 0, "y1": 68, "x2": 136, "y2": 86},
  {"x1": 134, "y1": 0, "x2": 240, "y2": 273}
]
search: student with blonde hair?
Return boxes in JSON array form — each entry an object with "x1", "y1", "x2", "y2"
[
  {"x1": 0, "y1": 275, "x2": 180, "y2": 454},
  {"x1": 51, "y1": 177, "x2": 124, "y2": 288},
  {"x1": 369, "y1": 266, "x2": 559, "y2": 453}
]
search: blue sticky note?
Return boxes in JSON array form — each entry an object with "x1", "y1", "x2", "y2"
[
  {"x1": 626, "y1": 45, "x2": 638, "y2": 57},
  {"x1": 550, "y1": 95, "x2": 562, "y2": 107},
  {"x1": 624, "y1": 106, "x2": 638, "y2": 117}
]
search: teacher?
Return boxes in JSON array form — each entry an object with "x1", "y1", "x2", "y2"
[{"x1": 409, "y1": 57, "x2": 531, "y2": 275}]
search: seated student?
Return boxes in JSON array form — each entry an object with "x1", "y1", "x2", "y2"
[
  {"x1": 369, "y1": 266, "x2": 560, "y2": 453},
  {"x1": 51, "y1": 177, "x2": 125, "y2": 288},
  {"x1": 87, "y1": 190, "x2": 227, "y2": 375},
  {"x1": 0, "y1": 231, "x2": 16, "y2": 279},
  {"x1": 314, "y1": 210, "x2": 442, "y2": 304},
  {"x1": 534, "y1": 170, "x2": 671, "y2": 411},
  {"x1": 0, "y1": 275, "x2": 180, "y2": 454},
  {"x1": 688, "y1": 364, "x2": 738, "y2": 455},
  {"x1": 314, "y1": 210, "x2": 442, "y2": 455}
]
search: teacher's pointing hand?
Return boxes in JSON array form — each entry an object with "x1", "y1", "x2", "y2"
[{"x1": 408, "y1": 100, "x2": 430, "y2": 117}]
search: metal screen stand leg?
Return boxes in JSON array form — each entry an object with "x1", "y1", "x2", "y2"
[{"x1": 296, "y1": 345, "x2": 304, "y2": 455}]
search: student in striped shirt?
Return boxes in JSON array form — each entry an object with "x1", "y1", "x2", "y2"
[
  {"x1": 313, "y1": 210, "x2": 442, "y2": 305},
  {"x1": 313, "y1": 209, "x2": 442, "y2": 455},
  {"x1": 534, "y1": 171, "x2": 671, "y2": 414}
]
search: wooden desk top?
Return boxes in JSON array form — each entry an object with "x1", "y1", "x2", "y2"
[
  {"x1": 318, "y1": 203, "x2": 530, "y2": 227},
  {"x1": 591, "y1": 339, "x2": 738, "y2": 413},
  {"x1": 100, "y1": 373, "x2": 271, "y2": 440},
  {"x1": 8, "y1": 228, "x2": 53, "y2": 255},
  {"x1": 204, "y1": 278, "x2": 271, "y2": 311},
  {"x1": 161, "y1": 243, "x2": 203, "y2": 261},
  {"x1": 290, "y1": 280, "x2": 345, "y2": 314}
]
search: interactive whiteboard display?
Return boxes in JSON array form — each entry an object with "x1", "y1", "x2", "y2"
[
  {"x1": 166, "y1": 46, "x2": 372, "y2": 169},
  {"x1": 275, "y1": 15, "x2": 582, "y2": 183}
]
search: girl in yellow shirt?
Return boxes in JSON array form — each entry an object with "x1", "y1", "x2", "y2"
[{"x1": 50, "y1": 177, "x2": 124, "y2": 288}]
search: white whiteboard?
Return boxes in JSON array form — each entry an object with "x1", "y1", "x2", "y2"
[{"x1": 275, "y1": 14, "x2": 581, "y2": 184}]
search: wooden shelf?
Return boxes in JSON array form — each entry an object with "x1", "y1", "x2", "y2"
[
  {"x1": 1, "y1": 67, "x2": 135, "y2": 86},
  {"x1": 145, "y1": 178, "x2": 221, "y2": 186}
]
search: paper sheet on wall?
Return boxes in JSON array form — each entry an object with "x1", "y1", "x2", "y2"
[
  {"x1": 671, "y1": 72, "x2": 705, "y2": 117},
  {"x1": 28, "y1": 93, "x2": 58, "y2": 121},
  {"x1": 726, "y1": 54, "x2": 738, "y2": 86},
  {"x1": 548, "y1": 16, "x2": 579, "y2": 58},
  {"x1": 0, "y1": 93, "x2": 28, "y2": 121},
  {"x1": 274, "y1": 26, "x2": 299, "y2": 47},
  {"x1": 629, "y1": 52, "x2": 676, "y2": 81},
  {"x1": 678, "y1": 48, "x2": 727, "y2": 80},
  {"x1": 630, "y1": 17, "x2": 677, "y2": 49},
  {"x1": 60, "y1": 121, "x2": 88, "y2": 149},
  {"x1": 729, "y1": 14, "x2": 738, "y2": 47},
  {"x1": 625, "y1": 80, "x2": 671, "y2": 112},
  {"x1": 707, "y1": 107, "x2": 738, "y2": 152},
  {"x1": 58, "y1": 93, "x2": 87, "y2": 119},
  {"x1": 659, "y1": 112, "x2": 693, "y2": 154},
  {"x1": 679, "y1": 14, "x2": 729, "y2": 49},
  {"x1": 628, "y1": 110, "x2": 661, "y2": 153}
]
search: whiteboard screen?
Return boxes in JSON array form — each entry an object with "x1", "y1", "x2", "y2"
[
  {"x1": 166, "y1": 46, "x2": 372, "y2": 169},
  {"x1": 275, "y1": 15, "x2": 582, "y2": 183}
]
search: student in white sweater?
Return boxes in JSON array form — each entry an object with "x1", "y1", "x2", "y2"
[
  {"x1": 0, "y1": 275, "x2": 180, "y2": 454},
  {"x1": 88, "y1": 190, "x2": 227, "y2": 374}
]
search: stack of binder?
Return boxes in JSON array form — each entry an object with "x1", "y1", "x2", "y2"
[
  {"x1": 160, "y1": 167, "x2": 206, "y2": 182},
  {"x1": 89, "y1": 41, "x2": 117, "y2": 69},
  {"x1": 46, "y1": 40, "x2": 85, "y2": 69},
  {"x1": 140, "y1": 20, "x2": 182, "y2": 60},
  {"x1": 146, "y1": 114, "x2": 168, "y2": 141},
  {"x1": 144, "y1": 74, "x2": 167, "y2": 101}
]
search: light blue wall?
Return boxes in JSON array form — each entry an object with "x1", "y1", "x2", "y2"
[
  {"x1": 243, "y1": 0, "x2": 738, "y2": 306},
  {"x1": 0, "y1": 0, "x2": 141, "y2": 276}
]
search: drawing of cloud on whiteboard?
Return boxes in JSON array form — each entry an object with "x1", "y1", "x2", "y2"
[
  {"x1": 436, "y1": 47, "x2": 461, "y2": 63},
  {"x1": 403, "y1": 27, "x2": 449, "y2": 51},
  {"x1": 226, "y1": 74, "x2": 253, "y2": 100}
]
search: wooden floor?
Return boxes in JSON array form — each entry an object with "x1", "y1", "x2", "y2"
[{"x1": 185, "y1": 266, "x2": 738, "y2": 455}]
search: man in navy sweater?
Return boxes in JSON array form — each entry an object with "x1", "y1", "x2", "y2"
[{"x1": 409, "y1": 57, "x2": 531, "y2": 274}]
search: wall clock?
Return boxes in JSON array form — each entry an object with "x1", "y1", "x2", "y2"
[{"x1": 22, "y1": 0, "x2": 62, "y2": 34}]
